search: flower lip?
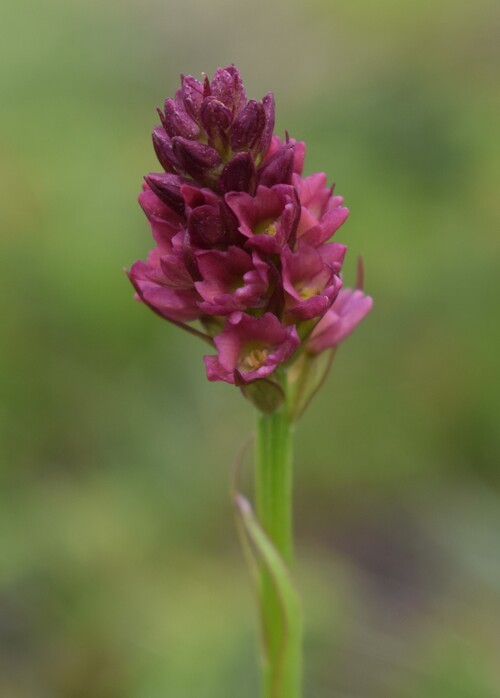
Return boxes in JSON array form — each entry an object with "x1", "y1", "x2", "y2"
[
  {"x1": 280, "y1": 241, "x2": 348, "y2": 322},
  {"x1": 204, "y1": 312, "x2": 300, "y2": 384},
  {"x1": 225, "y1": 184, "x2": 299, "y2": 254}
]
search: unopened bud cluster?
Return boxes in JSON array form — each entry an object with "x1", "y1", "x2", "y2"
[{"x1": 127, "y1": 66, "x2": 372, "y2": 398}]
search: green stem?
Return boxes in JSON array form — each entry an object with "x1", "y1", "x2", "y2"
[{"x1": 255, "y1": 387, "x2": 302, "y2": 698}]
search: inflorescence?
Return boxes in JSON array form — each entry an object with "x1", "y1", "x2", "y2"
[{"x1": 127, "y1": 66, "x2": 372, "y2": 403}]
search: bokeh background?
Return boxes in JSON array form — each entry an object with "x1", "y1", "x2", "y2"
[{"x1": 1, "y1": 0, "x2": 500, "y2": 696}]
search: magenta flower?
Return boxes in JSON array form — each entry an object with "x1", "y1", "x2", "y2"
[
  {"x1": 281, "y1": 242, "x2": 345, "y2": 323},
  {"x1": 225, "y1": 184, "x2": 300, "y2": 255},
  {"x1": 204, "y1": 312, "x2": 300, "y2": 384},
  {"x1": 126, "y1": 65, "x2": 371, "y2": 402}
]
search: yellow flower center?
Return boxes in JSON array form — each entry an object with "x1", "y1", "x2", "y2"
[
  {"x1": 297, "y1": 284, "x2": 320, "y2": 300},
  {"x1": 254, "y1": 219, "x2": 278, "y2": 236},
  {"x1": 239, "y1": 348, "x2": 269, "y2": 371}
]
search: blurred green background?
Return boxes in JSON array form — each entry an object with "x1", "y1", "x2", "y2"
[{"x1": 1, "y1": 0, "x2": 500, "y2": 695}]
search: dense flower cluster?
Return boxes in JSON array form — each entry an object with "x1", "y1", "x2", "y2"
[{"x1": 127, "y1": 66, "x2": 372, "y2": 390}]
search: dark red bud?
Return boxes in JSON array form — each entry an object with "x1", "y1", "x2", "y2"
[
  {"x1": 218, "y1": 200, "x2": 243, "y2": 246},
  {"x1": 200, "y1": 97, "x2": 232, "y2": 150},
  {"x1": 152, "y1": 126, "x2": 179, "y2": 173},
  {"x1": 172, "y1": 137, "x2": 222, "y2": 180},
  {"x1": 217, "y1": 152, "x2": 257, "y2": 194},
  {"x1": 258, "y1": 93, "x2": 275, "y2": 158},
  {"x1": 230, "y1": 100, "x2": 265, "y2": 152},
  {"x1": 144, "y1": 173, "x2": 185, "y2": 215},
  {"x1": 210, "y1": 68, "x2": 236, "y2": 110},
  {"x1": 224, "y1": 65, "x2": 247, "y2": 115},
  {"x1": 162, "y1": 98, "x2": 200, "y2": 139},
  {"x1": 203, "y1": 74, "x2": 211, "y2": 98},
  {"x1": 258, "y1": 144, "x2": 295, "y2": 187},
  {"x1": 180, "y1": 74, "x2": 204, "y2": 120}
]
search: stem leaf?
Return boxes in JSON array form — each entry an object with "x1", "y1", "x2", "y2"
[{"x1": 235, "y1": 494, "x2": 302, "y2": 698}]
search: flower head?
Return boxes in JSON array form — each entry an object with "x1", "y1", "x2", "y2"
[{"x1": 127, "y1": 66, "x2": 372, "y2": 410}]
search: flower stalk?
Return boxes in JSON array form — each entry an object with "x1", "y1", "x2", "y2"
[{"x1": 255, "y1": 373, "x2": 302, "y2": 698}]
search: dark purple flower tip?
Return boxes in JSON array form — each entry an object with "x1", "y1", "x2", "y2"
[
  {"x1": 200, "y1": 97, "x2": 232, "y2": 150},
  {"x1": 265, "y1": 135, "x2": 306, "y2": 176},
  {"x1": 210, "y1": 66, "x2": 247, "y2": 115},
  {"x1": 152, "y1": 126, "x2": 180, "y2": 173},
  {"x1": 171, "y1": 137, "x2": 222, "y2": 182},
  {"x1": 217, "y1": 152, "x2": 257, "y2": 194},
  {"x1": 139, "y1": 185, "x2": 178, "y2": 221},
  {"x1": 257, "y1": 93, "x2": 275, "y2": 161},
  {"x1": 144, "y1": 173, "x2": 186, "y2": 215},
  {"x1": 127, "y1": 260, "x2": 201, "y2": 323},
  {"x1": 161, "y1": 98, "x2": 200, "y2": 140},
  {"x1": 179, "y1": 74, "x2": 205, "y2": 120},
  {"x1": 195, "y1": 247, "x2": 269, "y2": 315},
  {"x1": 229, "y1": 100, "x2": 266, "y2": 152},
  {"x1": 281, "y1": 244, "x2": 342, "y2": 322},
  {"x1": 187, "y1": 203, "x2": 228, "y2": 249},
  {"x1": 180, "y1": 182, "x2": 219, "y2": 210},
  {"x1": 204, "y1": 312, "x2": 300, "y2": 384},
  {"x1": 258, "y1": 143, "x2": 295, "y2": 187},
  {"x1": 306, "y1": 289, "x2": 373, "y2": 355}
]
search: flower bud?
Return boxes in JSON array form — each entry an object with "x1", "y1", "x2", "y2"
[
  {"x1": 152, "y1": 126, "x2": 179, "y2": 173},
  {"x1": 200, "y1": 97, "x2": 232, "y2": 150},
  {"x1": 180, "y1": 74, "x2": 204, "y2": 120},
  {"x1": 217, "y1": 152, "x2": 257, "y2": 194},
  {"x1": 230, "y1": 100, "x2": 265, "y2": 152},
  {"x1": 172, "y1": 137, "x2": 222, "y2": 182},
  {"x1": 144, "y1": 173, "x2": 185, "y2": 215},
  {"x1": 259, "y1": 144, "x2": 295, "y2": 187},
  {"x1": 207, "y1": 66, "x2": 247, "y2": 115},
  {"x1": 160, "y1": 98, "x2": 200, "y2": 140},
  {"x1": 258, "y1": 93, "x2": 275, "y2": 160}
]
